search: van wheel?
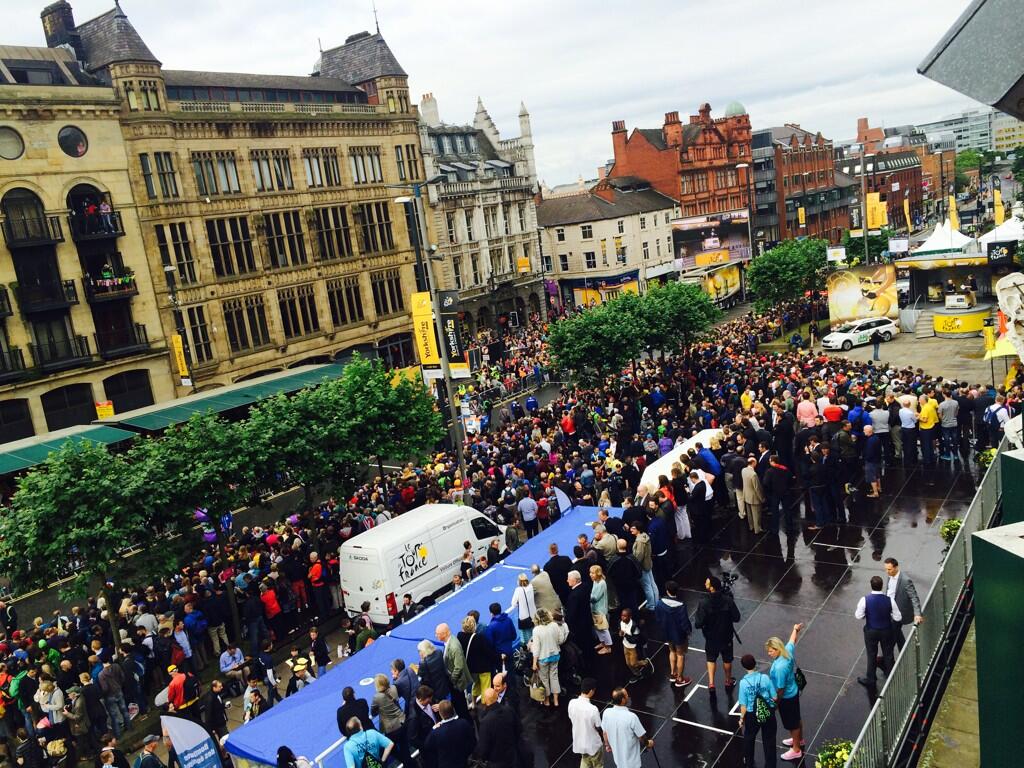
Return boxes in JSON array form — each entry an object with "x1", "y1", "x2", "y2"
[
  {"x1": 842, "y1": 340, "x2": 852, "y2": 351},
  {"x1": 882, "y1": 331, "x2": 892, "y2": 341}
]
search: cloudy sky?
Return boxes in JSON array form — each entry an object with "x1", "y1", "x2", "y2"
[{"x1": 8, "y1": 0, "x2": 982, "y2": 184}]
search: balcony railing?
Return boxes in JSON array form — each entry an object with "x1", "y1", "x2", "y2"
[
  {"x1": 0, "y1": 347, "x2": 27, "y2": 383},
  {"x1": 68, "y1": 210, "x2": 124, "y2": 241},
  {"x1": 95, "y1": 323, "x2": 150, "y2": 360},
  {"x1": 29, "y1": 334, "x2": 91, "y2": 372},
  {"x1": 171, "y1": 100, "x2": 383, "y2": 116},
  {"x1": 16, "y1": 280, "x2": 79, "y2": 313},
  {"x1": 2, "y1": 215, "x2": 64, "y2": 248},
  {"x1": 0, "y1": 286, "x2": 11, "y2": 318},
  {"x1": 83, "y1": 273, "x2": 138, "y2": 303}
]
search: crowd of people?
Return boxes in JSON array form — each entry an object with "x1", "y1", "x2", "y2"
[{"x1": 0, "y1": 297, "x2": 1016, "y2": 768}]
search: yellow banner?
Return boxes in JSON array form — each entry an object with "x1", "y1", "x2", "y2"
[
  {"x1": 995, "y1": 189, "x2": 1005, "y2": 225},
  {"x1": 983, "y1": 326, "x2": 996, "y2": 351},
  {"x1": 411, "y1": 291, "x2": 440, "y2": 366},
  {"x1": 95, "y1": 400, "x2": 115, "y2": 419},
  {"x1": 798, "y1": 207, "x2": 806, "y2": 226},
  {"x1": 517, "y1": 255, "x2": 530, "y2": 273},
  {"x1": 949, "y1": 195, "x2": 959, "y2": 230},
  {"x1": 695, "y1": 249, "x2": 730, "y2": 266},
  {"x1": 613, "y1": 236, "x2": 623, "y2": 253},
  {"x1": 170, "y1": 334, "x2": 189, "y2": 378},
  {"x1": 903, "y1": 197, "x2": 912, "y2": 231}
]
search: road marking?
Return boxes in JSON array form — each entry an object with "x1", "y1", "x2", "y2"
[
  {"x1": 811, "y1": 542, "x2": 863, "y2": 551},
  {"x1": 684, "y1": 683, "x2": 707, "y2": 702},
  {"x1": 729, "y1": 701, "x2": 742, "y2": 717},
  {"x1": 672, "y1": 717, "x2": 735, "y2": 736}
]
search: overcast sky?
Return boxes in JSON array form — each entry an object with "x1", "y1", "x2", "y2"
[{"x1": 8, "y1": 0, "x2": 982, "y2": 184}]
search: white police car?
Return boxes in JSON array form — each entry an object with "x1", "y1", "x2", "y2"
[{"x1": 822, "y1": 317, "x2": 900, "y2": 351}]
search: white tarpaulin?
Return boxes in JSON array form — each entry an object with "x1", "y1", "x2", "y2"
[
  {"x1": 914, "y1": 218, "x2": 973, "y2": 254},
  {"x1": 639, "y1": 428, "x2": 723, "y2": 491},
  {"x1": 979, "y1": 216, "x2": 1024, "y2": 246}
]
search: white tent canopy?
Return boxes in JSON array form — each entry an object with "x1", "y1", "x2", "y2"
[
  {"x1": 979, "y1": 215, "x2": 1024, "y2": 246},
  {"x1": 639, "y1": 428, "x2": 723, "y2": 491},
  {"x1": 914, "y1": 218, "x2": 973, "y2": 254}
]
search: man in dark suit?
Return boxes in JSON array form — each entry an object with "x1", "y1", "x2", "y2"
[
  {"x1": 421, "y1": 700, "x2": 476, "y2": 768},
  {"x1": 473, "y1": 689, "x2": 520, "y2": 768},
  {"x1": 492, "y1": 671, "x2": 519, "y2": 715},
  {"x1": 395, "y1": 593, "x2": 421, "y2": 625},
  {"x1": 335, "y1": 685, "x2": 373, "y2": 736},
  {"x1": 543, "y1": 543, "x2": 574, "y2": 604},
  {"x1": 687, "y1": 471, "x2": 713, "y2": 545},
  {"x1": 391, "y1": 658, "x2": 419, "y2": 718},
  {"x1": 772, "y1": 404, "x2": 796, "y2": 468},
  {"x1": 409, "y1": 685, "x2": 438, "y2": 754},
  {"x1": 884, "y1": 558, "x2": 922, "y2": 651},
  {"x1": 564, "y1": 571, "x2": 594, "y2": 655}
]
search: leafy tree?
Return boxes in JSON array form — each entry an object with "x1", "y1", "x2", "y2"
[
  {"x1": 745, "y1": 238, "x2": 828, "y2": 315},
  {"x1": 955, "y1": 149, "x2": 982, "y2": 174},
  {"x1": 642, "y1": 280, "x2": 721, "y2": 354},
  {"x1": 548, "y1": 299, "x2": 644, "y2": 385},
  {"x1": 334, "y1": 355, "x2": 443, "y2": 478},
  {"x1": 842, "y1": 227, "x2": 897, "y2": 266}
]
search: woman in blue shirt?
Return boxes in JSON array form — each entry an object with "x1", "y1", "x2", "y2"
[
  {"x1": 767, "y1": 623, "x2": 805, "y2": 763},
  {"x1": 737, "y1": 653, "x2": 777, "y2": 768}
]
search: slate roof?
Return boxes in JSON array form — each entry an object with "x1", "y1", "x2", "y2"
[
  {"x1": 637, "y1": 128, "x2": 667, "y2": 150},
  {"x1": 163, "y1": 69, "x2": 361, "y2": 94},
  {"x1": 834, "y1": 170, "x2": 859, "y2": 188},
  {"x1": 835, "y1": 151, "x2": 921, "y2": 177},
  {"x1": 317, "y1": 31, "x2": 405, "y2": 85},
  {"x1": 537, "y1": 187, "x2": 676, "y2": 227},
  {"x1": 75, "y1": 6, "x2": 159, "y2": 70}
]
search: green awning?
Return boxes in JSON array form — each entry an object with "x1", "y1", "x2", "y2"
[
  {"x1": 0, "y1": 425, "x2": 138, "y2": 476},
  {"x1": 102, "y1": 363, "x2": 345, "y2": 432}
]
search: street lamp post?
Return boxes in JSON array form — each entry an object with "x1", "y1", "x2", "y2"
[
  {"x1": 860, "y1": 153, "x2": 875, "y2": 264},
  {"x1": 735, "y1": 162, "x2": 755, "y2": 260},
  {"x1": 395, "y1": 184, "x2": 469, "y2": 491}
]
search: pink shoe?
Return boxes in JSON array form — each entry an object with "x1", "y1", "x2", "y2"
[
  {"x1": 782, "y1": 738, "x2": 806, "y2": 747},
  {"x1": 781, "y1": 748, "x2": 803, "y2": 761}
]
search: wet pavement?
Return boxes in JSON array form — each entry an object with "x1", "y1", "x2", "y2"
[{"x1": 517, "y1": 458, "x2": 980, "y2": 767}]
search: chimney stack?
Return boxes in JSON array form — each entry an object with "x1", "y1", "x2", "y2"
[
  {"x1": 663, "y1": 111, "x2": 682, "y2": 147},
  {"x1": 41, "y1": 1, "x2": 81, "y2": 58},
  {"x1": 419, "y1": 92, "x2": 440, "y2": 128}
]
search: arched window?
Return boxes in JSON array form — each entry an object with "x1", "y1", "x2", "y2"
[
  {"x1": 40, "y1": 383, "x2": 95, "y2": 432},
  {"x1": 0, "y1": 398, "x2": 34, "y2": 441},
  {"x1": 102, "y1": 370, "x2": 154, "y2": 414}
]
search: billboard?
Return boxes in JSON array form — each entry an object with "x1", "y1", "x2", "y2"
[
  {"x1": 701, "y1": 264, "x2": 742, "y2": 303},
  {"x1": 988, "y1": 240, "x2": 1018, "y2": 266},
  {"x1": 825, "y1": 264, "x2": 898, "y2": 325}
]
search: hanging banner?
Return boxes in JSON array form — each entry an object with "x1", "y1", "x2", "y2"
[
  {"x1": 994, "y1": 188, "x2": 1005, "y2": 225},
  {"x1": 95, "y1": 400, "x2": 115, "y2": 419},
  {"x1": 161, "y1": 715, "x2": 222, "y2": 768},
  {"x1": 437, "y1": 290, "x2": 468, "y2": 376},
  {"x1": 827, "y1": 246, "x2": 846, "y2": 263},
  {"x1": 411, "y1": 292, "x2": 440, "y2": 366},
  {"x1": 170, "y1": 334, "x2": 192, "y2": 386},
  {"x1": 903, "y1": 197, "x2": 912, "y2": 231},
  {"x1": 797, "y1": 207, "x2": 806, "y2": 226},
  {"x1": 516, "y1": 256, "x2": 530, "y2": 273},
  {"x1": 949, "y1": 195, "x2": 959, "y2": 231}
]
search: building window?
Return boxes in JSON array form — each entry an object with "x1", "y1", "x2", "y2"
[
  {"x1": 559, "y1": 253, "x2": 569, "y2": 271},
  {"x1": 154, "y1": 152, "x2": 179, "y2": 198},
  {"x1": 485, "y1": 207, "x2": 499, "y2": 239},
  {"x1": 556, "y1": 227, "x2": 565, "y2": 242},
  {"x1": 522, "y1": 242, "x2": 531, "y2": 271},
  {"x1": 303, "y1": 148, "x2": 342, "y2": 188},
  {"x1": 518, "y1": 204, "x2": 527, "y2": 232},
  {"x1": 584, "y1": 251, "x2": 596, "y2": 269},
  {"x1": 155, "y1": 222, "x2": 197, "y2": 285},
  {"x1": 139, "y1": 154, "x2": 156, "y2": 199},
  {"x1": 640, "y1": 216, "x2": 647, "y2": 230},
  {"x1": 206, "y1": 216, "x2": 257, "y2": 278},
  {"x1": 446, "y1": 212, "x2": 458, "y2": 244},
  {"x1": 542, "y1": 252, "x2": 552, "y2": 272},
  {"x1": 507, "y1": 245, "x2": 516, "y2": 273},
  {"x1": 642, "y1": 241, "x2": 650, "y2": 260},
  {"x1": 140, "y1": 80, "x2": 161, "y2": 110},
  {"x1": 471, "y1": 254, "x2": 481, "y2": 284},
  {"x1": 313, "y1": 206, "x2": 353, "y2": 261},
  {"x1": 405, "y1": 144, "x2": 420, "y2": 179},
  {"x1": 453, "y1": 256, "x2": 463, "y2": 290},
  {"x1": 251, "y1": 149, "x2": 294, "y2": 193},
  {"x1": 192, "y1": 151, "x2": 240, "y2": 196},
  {"x1": 327, "y1": 277, "x2": 365, "y2": 327},
  {"x1": 370, "y1": 268, "x2": 404, "y2": 317},
  {"x1": 714, "y1": 169, "x2": 738, "y2": 188},
  {"x1": 464, "y1": 209, "x2": 475, "y2": 241},
  {"x1": 222, "y1": 294, "x2": 271, "y2": 353},
  {"x1": 353, "y1": 202, "x2": 395, "y2": 253},
  {"x1": 278, "y1": 283, "x2": 320, "y2": 339},
  {"x1": 349, "y1": 146, "x2": 384, "y2": 184},
  {"x1": 581, "y1": 224, "x2": 592, "y2": 239},
  {"x1": 656, "y1": 239, "x2": 662, "y2": 257},
  {"x1": 617, "y1": 220, "x2": 624, "y2": 234},
  {"x1": 173, "y1": 305, "x2": 213, "y2": 364},
  {"x1": 125, "y1": 83, "x2": 139, "y2": 111},
  {"x1": 395, "y1": 146, "x2": 407, "y2": 181},
  {"x1": 264, "y1": 211, "x2": 307, "y2": 268}
]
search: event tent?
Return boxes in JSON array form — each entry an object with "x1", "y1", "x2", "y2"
[
  {"x1": 978, "y1": 215, "x2": 1024, "y2": 246},
  {"x1": 639, "y1": 428, "x2": 723, "y2": 491},
  {"x1": 914, "y1": 218, "x2": 974, "y2": 254}
]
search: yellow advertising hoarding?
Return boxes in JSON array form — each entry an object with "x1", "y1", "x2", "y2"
[
  {"x1": 695, "y1": 249, "x2": 730, "y2": 267},
  {"x1": 825, "y1": 264, "x2": 898, "y2": 325},
  {"x1": 94, "y1": 400, "x2": 115, "y2": 419},
  {"x1": 411, "y1": 291, "x2": 440, "y2": 366},
  {"x1": 701, "y1": 264, "x2": 741, "y2": 301},
  {"x1": 995, "y1": 189, "x2": 1005, "y2": 225}
]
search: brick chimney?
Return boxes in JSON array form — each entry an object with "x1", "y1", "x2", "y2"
[
  {"x1": 663, "y1": 111, "x2": 682, "y2": 147},
  {"x1": 611, "y1": 120, "x2": 628, "y2": 164},
  {"x1": 857, "y1": 117, "x2": 869, "y2": 139}
]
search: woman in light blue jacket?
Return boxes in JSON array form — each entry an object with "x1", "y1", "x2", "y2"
[{"x1": 589, "y1": 565, "x2": 613, "y2": 654}]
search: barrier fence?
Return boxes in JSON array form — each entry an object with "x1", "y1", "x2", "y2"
[{"x1": 846, "y1": 439, "x2": 1004, "y2": 767}]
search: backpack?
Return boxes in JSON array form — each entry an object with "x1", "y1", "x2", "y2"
[
  {"x1": 182, "y1": 673, "x2": 200, "y2": 703},
  {"x1": 8, "y1": 671, "x2": 26, "y2": 700},
  {"x1": 984, "y1": 404, "x2": 1006, "y2": 427},
  {"x1": 510, "y1": 644, "x2": 533, "y2": 676},
  {"x1": 249, "y1": 654, "x2": 267, "y2": 682}
]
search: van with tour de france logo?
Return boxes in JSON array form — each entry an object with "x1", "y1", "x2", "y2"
[{"x1": 339, "y1": 503, "x2": 504, "y2": 626}]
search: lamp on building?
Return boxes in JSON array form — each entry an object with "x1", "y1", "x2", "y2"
[{"x1": 735, "y1": 162, "x2": 755, "y2": 261}]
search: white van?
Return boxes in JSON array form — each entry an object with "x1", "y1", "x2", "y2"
[{"x1": 339, "y1": 503, "x2": 503, "y2": 626}]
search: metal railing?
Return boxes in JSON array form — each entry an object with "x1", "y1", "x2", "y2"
[
  {"x1": 846, "y1": 439, "x2": 1004, "y2": 767},
  {"x1": 2, "y1": 214, "x2": 64, "y2": 247}
]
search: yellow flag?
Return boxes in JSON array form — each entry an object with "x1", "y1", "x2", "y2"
[
  {"x1": 995, "y1": 189, "x2": 1005, "y2": 225},
  {"x1": 411, "y1": 292, "x2": 440, "y2": 365},
  {"x1": 903, "y1": 197, "x2": 912, "y2": 231},
  {"x1": 949, "y1": 195, "x2": 959, "y2": 231},
  {"x1": 798, "y1": 207, "x2": 806, "y2": 226}
]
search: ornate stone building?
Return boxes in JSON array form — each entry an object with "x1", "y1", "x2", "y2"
[
  {"x1": 36, "y1": 2, "x2": 424, "y2": 401},
  {"x1": 0, "y1": 44, "x2": 173, "y2": 440},
  {"x1": 419, "y1": 94, "x2": 542, "y2": 332}
]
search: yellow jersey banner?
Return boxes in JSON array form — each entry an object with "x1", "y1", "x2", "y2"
[
  {"x1": 411, "y1": 292, "x2": 440, "y2": 366},
  {"x1": 798, "y1": 207, "x2": 806, "y2": 226},
  {"x1": 170, "y1": 333, "x2": 190, "y2": 378},
  {"x1": 995, "y1": 189, "x2": 1005, "y2": 225},
  {"x1": 949, "y1": 195, "x2": 959, "y2": 231},
  {"x1": 903, "y1": 197, "x2": 912, "y2": 231}
]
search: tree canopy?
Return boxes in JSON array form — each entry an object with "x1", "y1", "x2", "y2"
[
  {"x1": 841, "y1": 227, "x2": 897, "y2": 266},
  {"x1": 745, "y1": 238, "x2": 828, "y2": 314}
]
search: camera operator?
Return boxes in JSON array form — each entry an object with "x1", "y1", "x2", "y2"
[{"x1": 694, "y1": 575, "x2": 741, "y2": 691}]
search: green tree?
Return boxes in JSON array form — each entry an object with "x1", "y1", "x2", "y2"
[
  {"x1": 955, "y1": 149, "x2": 982, "y2": 174},
  {"x1": 841, "y1": 227, "x2": 897, "y2": 266},
  {"x1": 745, "y1": 238, "x2": 828, "y2": 315},
  {"x1": 642, "y1": 280, "x2": 721, "y2": 353},
  {"x1": 548, "y1": 299, "x2": 644, "y2": 385},
  {"x1": 334, "y1": 355, "x2": 443, "y2": 477}
]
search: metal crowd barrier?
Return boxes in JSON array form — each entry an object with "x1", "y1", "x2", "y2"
[{"x1": 846, "y1": 439, "x2": 1005, "y2": 767}]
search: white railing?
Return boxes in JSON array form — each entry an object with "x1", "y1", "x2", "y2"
[
  {"x1": 845, "y1": 439, "x2": 1004, "y2": 767},
  {"x1": 170, "y1": 101, "x2": 383, "y2": 116},
  {"x1": 177, "y1": 101, "x2": 231, "y2": 112},
  {"x1": 241, "y1": 102, "x2": 286, "y2": 113}
]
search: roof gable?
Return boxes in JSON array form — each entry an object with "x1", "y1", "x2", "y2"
[
  {"x1": 317, "y1": 31, "x2": 405, "y2": 85},
  {"x1": 75, "y1": 7, "x2": 159, "y2": 70}
]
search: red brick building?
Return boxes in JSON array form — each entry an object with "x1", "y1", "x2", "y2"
[{"x1": 609, "y1": 103, "x2": 753, "y2": 265}]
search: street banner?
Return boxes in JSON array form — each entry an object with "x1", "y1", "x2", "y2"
[
  {"x1": 827, "y1": 246, "x2": 846, "y2": 263},
  {"x1": 411, "y1": 292, "x2": 440, "y2": 366},
  {"x1": 994, "y1": 188, "x2": 1005, "y2": 225},
  {"x1": 161, "y1": 715, "x2": 222, "y2": 768},
  {"x1": 438, "y1": 290, "x2": 467, "y2": 364},
  {"x1": 888, "y1": 238, "x2": 909, "y2": 254},
  {"x1": 903, "y1": 197, "x2": 911, "y2": 231},
  {"x1": 517, "y1": 255, "x2": 530, "y2": 273},
  {"x1": 949, "y1": 195, "x2": 959, "y2": 230},
  {"x1": 825, "y1": 264, "x2": 898, "y2": 325},
  {"x1": 798, "y1": 206, "x2": 806, "y2": 226}
]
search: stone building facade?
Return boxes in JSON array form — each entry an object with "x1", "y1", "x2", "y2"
[
  {"x1": 0, "y1": 44, "x2": 174, "y2": 441},
  {"x1": 419, "y1": 94, "x2": 542, "y2": 332},
  {"x1": 35, "y1": 2, "x2": 425, "y2": 401}
]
